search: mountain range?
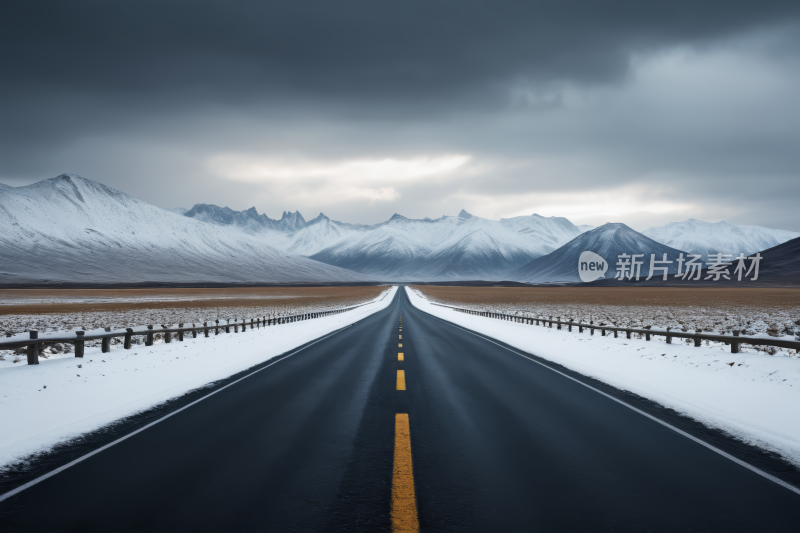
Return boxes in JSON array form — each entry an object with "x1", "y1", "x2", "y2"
[
  {"x1": 588, "y1": 233, "x2": 800, "y2": 287},
  {"x1": 510, "y1": 223, "x2": 688, "y2": 284},
  {"x1": 0, "y1": 175, "x2": 369, "y2": 285},
  {"x1": 641, "y1": 219, "x2": 799, "y2": 261},
  {"x1": 181, "y1": 203, "x2": 590, "y2": 280},
  {"x1": 1, "y1": 174, "x2": 797, "y2": 285}
]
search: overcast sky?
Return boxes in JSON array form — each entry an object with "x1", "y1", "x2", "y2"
[{"x1": 2, "y1": 1, "x2": 799, "y2": 230}]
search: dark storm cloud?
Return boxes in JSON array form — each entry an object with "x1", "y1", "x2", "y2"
[
  {"x1": 1, "y1": 1, "x2": 799, "y2": 230},
  {"x1": 4, "y1": 1, "x2": 799, "y2": 103}
]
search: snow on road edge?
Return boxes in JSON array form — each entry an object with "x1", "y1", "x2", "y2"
[
  {"x1": 405, "y1": 287, "x2": 800, "y2": 466},
  {"x1": 0, "y1": 286, "x2": 397, "y2": 469}
]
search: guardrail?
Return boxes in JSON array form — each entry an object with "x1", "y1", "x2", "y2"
[
  {"x1": 1, "y1": 304, "x2": 368, "y2": 365},
  {"x1": 431, "y1": 303, "x2": 800, "y2": 354}
]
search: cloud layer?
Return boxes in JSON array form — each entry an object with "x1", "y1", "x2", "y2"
[{"x1": 1, "y1": 1, "x2": 799, "y2": 230}]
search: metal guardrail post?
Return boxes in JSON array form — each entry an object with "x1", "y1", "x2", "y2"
[
  {"x1": 732, "y1": 330, "x2": 740, "y2": 353},
  {"x1": 124, "y1": 328, "x2": 133, "y2": 349},
  {"x1": 102, "y1": 327, "x2": 111, "y2": 353},
  {"x1": 27, "y1": 330, "x2": 39, "y2": 365},
  {"x1": 163, "y1": 325, "x2": 171, "y2": 343},
  {"x1": 178, "y1": 324, "x2": 184, "y2": 341},
  {"x1": 666, "y1": 328, "x2": 672, "y2": 344},
  {"x1": 146, "y1": 325, "x2": 154, "y2": 346},
  {"x1": 76, "y1": 331, "x2": 85, "y2": 356},
  {"x1": 204, "y1": 322, "x2": 210, "y2": 337},
  {"x1": 694, "y1": 332, "x2": 702, "y2": 347}
]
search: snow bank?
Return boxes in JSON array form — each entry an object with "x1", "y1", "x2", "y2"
[
  {"x1": 0, "y1": 286, "x2": 396, "y2": 469},
  {"x1": 406, "y1": 287, "x2": 800, "y2": 465}
]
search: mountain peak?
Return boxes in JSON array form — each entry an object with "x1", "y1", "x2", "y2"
[
  {"x1": 185, "y1": 203, "x2": 237, "y2": 224},
  {"x1": 308, "y1": 212, "x2": 330, "y2": 225},
  {"x1": 510, "y1": 222, "x2": 687, "y2": 283},
  {"x1": 278, "y1": 210, "x2": 307, "y2": 231},
  {"x1": 19, "y1": 173, "x2": 138, "y2": 206},
  {"x1": 458, "y1": 209, "x2": 473, "y2": 219},
  {"x1": 642, "y1": 218, "x2": 799, "y2": 260}
]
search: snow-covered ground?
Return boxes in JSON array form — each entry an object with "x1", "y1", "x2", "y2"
[
  {"x1": 0, "y1": 292, "x2": 386, "y2": 363},
  {"x1": 0, "y1": 293, "x2": 310, "y2": 306},
  {"x1": 0, "y1": 286, "x2": 396, "y2": 470},
  {"x1": 406, "y1": 287, "x2": 800, "y2": 466},
  {"x1": 416, "y1": 291, "x2": 800, "y2": 358}
]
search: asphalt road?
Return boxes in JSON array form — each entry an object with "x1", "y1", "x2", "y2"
[{"x1": 1, "y1": 288, "x2": 799, "y2": 531}]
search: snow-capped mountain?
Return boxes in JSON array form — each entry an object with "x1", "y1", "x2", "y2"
[
  {"x1": 747, "y1": 236, "x2": 800, "y2": 285},
  {"x1": 0, "y1": 175, "x2": 371, "y2": 285},
  {"x1": 181, "y1": 202, "x2": 586, "y2": 280},
  {"x1": 590, "y1": 234, "x2": 800, "y2": 287},
  {"x1": 5, "y1": 175, "x2": 795, "y2": 285},
  {"x1": 183, "y1": 203, "x2": 303, "y2": 233},
  {"x1": 284, "y1": 213, "x2": 367, "y2": 256},
  {"x1": 307, "y1": 212, "x2": 585, "y2": 280},
  {"x1": 509, "y1": 223, "x2": 687, "y2": 284},
  {"x1": 642, "y1": 219, "x2": 799, "y2": 261}
]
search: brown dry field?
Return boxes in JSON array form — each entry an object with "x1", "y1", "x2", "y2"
[
  {"x1": 413, "y1": 286, "x2": 800, "y2": 309},
  {"x1": 0, "y1": 286, "x2": 386, "y2": 316}
]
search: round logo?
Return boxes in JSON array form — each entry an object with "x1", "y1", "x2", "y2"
[{"x1": 578, "y1": 251, "x2": 608, "y2": 282}]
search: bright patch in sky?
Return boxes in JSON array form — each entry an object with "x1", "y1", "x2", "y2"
[
  {"x1": 208, "y1": 154, "x2": 470, "y2": 206},
  {"x1": 211, "y1": 154, "x2": 470, "y2": 182}
]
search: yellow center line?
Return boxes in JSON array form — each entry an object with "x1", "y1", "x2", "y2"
[
  {"x1": 392, "y1": 413, "x2": 419, "y2": 532},
  {"x1": 398, "y1": 352, "x2": 404, "y2": 361},
  {"x1": 396, "y1": 369, "x2": 406, "y2": 390}
]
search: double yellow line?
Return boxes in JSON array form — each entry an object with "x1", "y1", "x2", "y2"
[{"x1": 392, "y1": 315, "x2": 419, "y2": 532}]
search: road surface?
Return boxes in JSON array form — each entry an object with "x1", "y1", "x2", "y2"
[{"x1": 1, "y1": 288, "x2": 799, "y2": 531}]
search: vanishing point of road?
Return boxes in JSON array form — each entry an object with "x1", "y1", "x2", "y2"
[{"x1": 1, "y1": 288, "x2": 799, "y2": 531}]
